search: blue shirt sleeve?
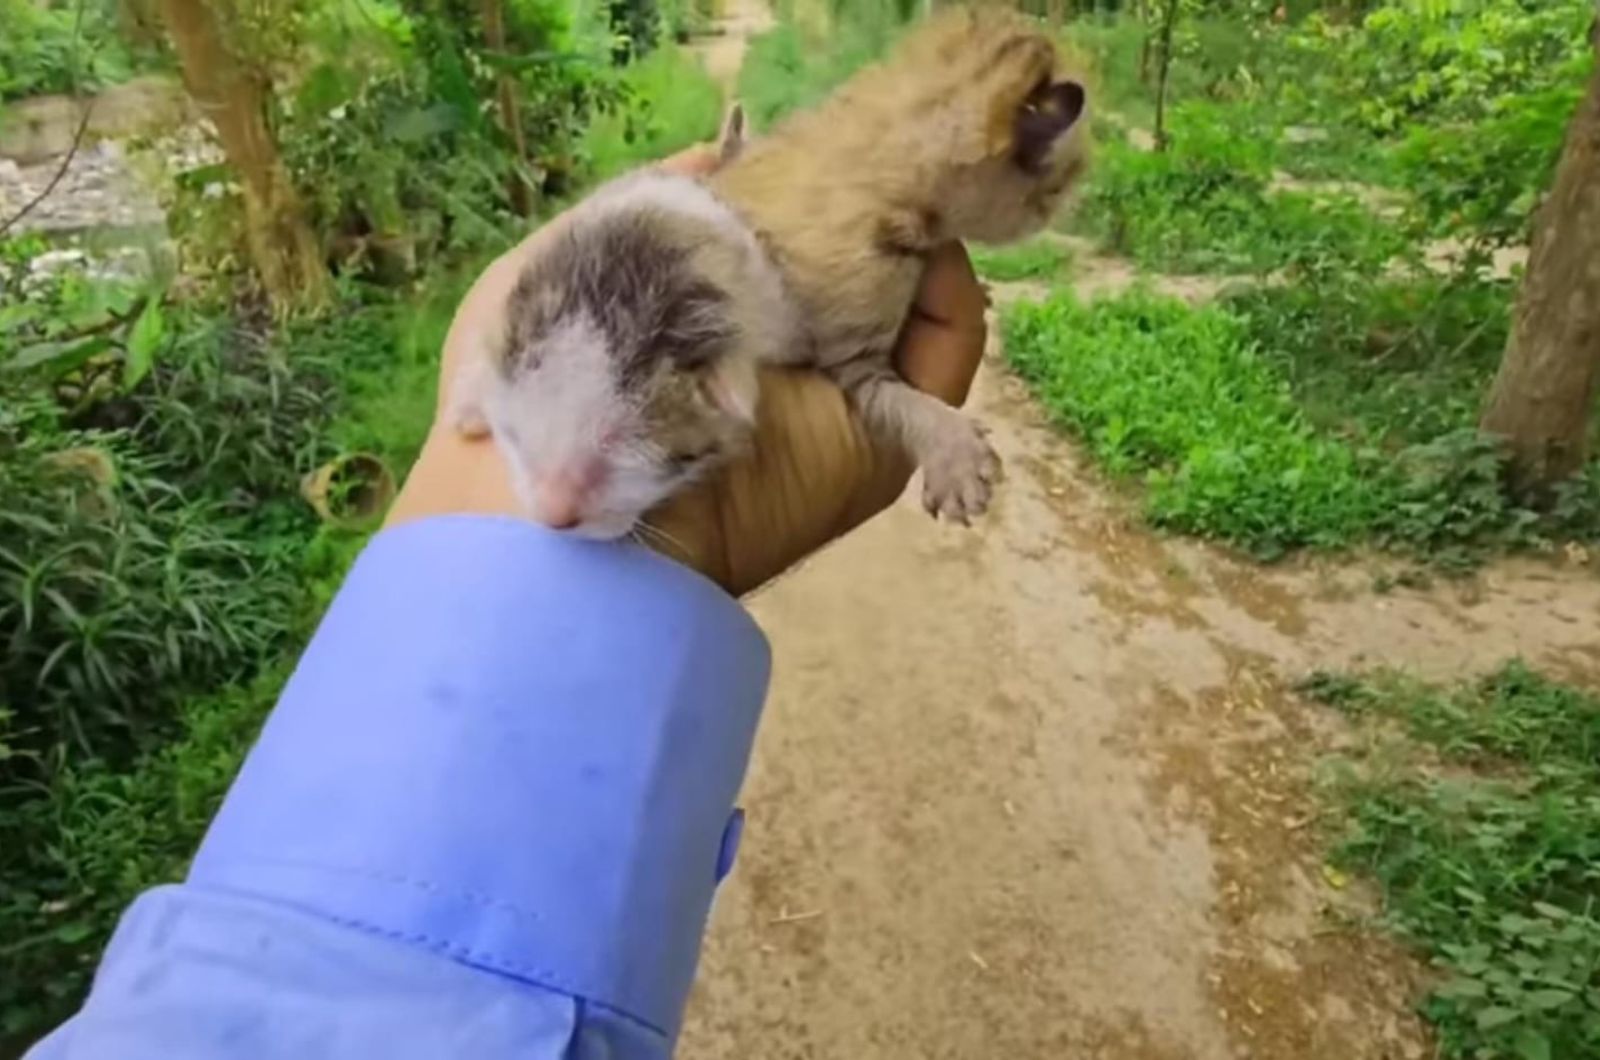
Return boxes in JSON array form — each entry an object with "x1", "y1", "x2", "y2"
[{"x1": 27, "y1": 515, "x2": 772, "y2": 1060}]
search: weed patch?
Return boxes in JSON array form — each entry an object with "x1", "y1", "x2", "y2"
[
  {"x1": 971, "y1": 238, "x2": 1072, "y2": 283},
  {"x1": 1002, "y1": 287, "x2": 1598, "y2": 563},
  {"x1": 1302, "y1": 664, "x2": 1600, "y2": 1060},
  {"x1": 1069, "y1": 114, "x2": 1405, "y2": 276}
]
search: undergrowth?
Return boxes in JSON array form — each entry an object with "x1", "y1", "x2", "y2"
[
  {"x1": 736, "y1": 6, "x2": 896, "y2": 128},
  {"x1": 1301, "y1": 663, "x2": 1600, "y2": 1060},
  {"x1": 1002, "y1": 287, "x2": 1600, "y2": 564},
  {"x1": 1069, "y1": 108, "x2": 1406, "y2": 276},
  {"x1": 0, "y1": 253, "x2": 449, "y2": 1046},
  {"x1": 971, "y1": 238, "x2": 1073, "y2": 283},
  {"x1": 580, "y1": 43, "x2": 724, "y2": 180}
]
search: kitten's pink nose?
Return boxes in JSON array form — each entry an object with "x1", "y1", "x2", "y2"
[
  {"x1": 531, "y1": 463, "x2": 604, "y2": 531},
  {"x1": 533, "y1": 481, "x2": 585, "y2": 531}
]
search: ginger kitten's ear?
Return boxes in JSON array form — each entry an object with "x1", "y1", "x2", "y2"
[
  {"x1": 1015, "y1": 80, "x2": 1086, "y2": 173},
  {"x1": 717, "y1": 102, "x2": 747, "y2": 164}
]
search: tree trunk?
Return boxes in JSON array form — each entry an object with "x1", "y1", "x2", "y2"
[
  {"x1": 1479, "y1": 63, "x2": 1600, "y2": 498},
  {"x1": 1152, "y1": 0, "x2": 1180, "y2": 151},
  {"x1": 1137, "y1": 0, "x2": 1153, "y2": 85},
  {"x1": 480, "y1": 0, "x2": 533, "y2": 217},
  {"x1": 157, "y1": 0, "x2": 328, "y2": 310}
]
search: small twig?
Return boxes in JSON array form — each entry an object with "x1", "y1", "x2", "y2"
[
  {"x1": 0, "y1": 103, "x2": 97, "y2": 240},
  {"x1": 1, "y1": 0, "x2": 96, "y2": 239},
  {"x1": 967, "y1": 950, "x2": 990, "y2": 971}
]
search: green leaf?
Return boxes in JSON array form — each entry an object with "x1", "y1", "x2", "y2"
[
  {"x1": 5, "y1": 335, "x2": 112, "y2": 374},
  {"x1": 1513, "y1": 1028, "x2": 1552, "y2": 1060},
  {"x1": 52, "y1": 922, "x2": 93, "y2": 944},
  {"x1": 123, "y1": 299, "x2": 166, "y2": 390},
  {"x1": 1526, "y1": 989, "x2": 1573, "y2": 1011},
  {"x1": 385, "y1": 103, "x2": 462, "y2": 144},
  {"x1": 0, "y1": 301, "x2": 43, "y2": 335},
  {"x1": 1476, "y1": 1006, "x2": 1520, "y2": 1031}
]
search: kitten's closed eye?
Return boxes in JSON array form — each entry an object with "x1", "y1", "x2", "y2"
[{"x1": 664, "y1": 446, "x2": 711, "y2": 470}]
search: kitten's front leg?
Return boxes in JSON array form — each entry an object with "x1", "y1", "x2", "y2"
[{"x1": 834, "y1": 362, "x2": 1001, "y2": 522}]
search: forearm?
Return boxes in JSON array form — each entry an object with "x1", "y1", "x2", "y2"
[{"x1": 28, "y1": 517, "x2": 770, "y2": 1060}]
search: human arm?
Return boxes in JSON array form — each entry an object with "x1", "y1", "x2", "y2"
[{"x1": 25, "y1": 151, "x2": 987, "y2": 1060}]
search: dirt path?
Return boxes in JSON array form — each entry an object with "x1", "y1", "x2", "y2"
[
  {"x1": 672, "y1": 10, "x2": 1600, "y2": 1056},
  {"x1": 681, "y1": 336, "x2": 1600, "y2": 1060}
]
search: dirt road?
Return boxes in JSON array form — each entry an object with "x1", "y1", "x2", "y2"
[
  {"x1": 679, "y1": 342, "x2": 1600, "y2": 1060},
  {"x1": 677, "y1": 7, "x2": 1600, "y2": 1056}
]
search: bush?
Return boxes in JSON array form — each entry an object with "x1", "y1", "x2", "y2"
[
  {"x1": 1303, "y1": 663, "x2": 1600, "y2": 1060},
  {"x1": 1291, "y1": 0, "x2": 1594, "y2": 135},
  {"x1": 1224, "y1": 271, "x2": 1514, "y2": 447},
  {"x1": 0, "y1": 670, "x2": 282, "y2": 1047},
  {"x1": 581, "y1": 43, "x2": 724, "y2": 180},
  {"x1": 0, "y1": 235, "x2": 434, "y2": 1048},
  {"x1": 0, "y1": 0, "x2": 140, "y2": 102},
  {"x1": 1002, "y1": 285, "x2": 1598, "y2": 562},
  {"x1": 1070, "y1": 105, "x2": 1405, "y2": 275}
]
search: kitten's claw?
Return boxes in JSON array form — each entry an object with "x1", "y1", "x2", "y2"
[{"x1": 921, "y1": 419, "x2": 1001, "y2": 523}]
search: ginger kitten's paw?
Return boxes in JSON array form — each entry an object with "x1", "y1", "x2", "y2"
[{"x1": 921, "y1": 417, "x2": 1001, "y2": 523}]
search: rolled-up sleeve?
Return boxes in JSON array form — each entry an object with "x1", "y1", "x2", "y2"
[{"x1": 28, "y1": 516, "x2": 771, "y2": 1060}]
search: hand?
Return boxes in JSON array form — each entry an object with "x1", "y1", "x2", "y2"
[{"x1": 386, "y1": 146, "x2": 989, "y2": 596}]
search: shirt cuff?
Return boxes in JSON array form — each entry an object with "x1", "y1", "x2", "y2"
[{"x1": 187, "y1": 515, "x2": 771, "y2": 1040}]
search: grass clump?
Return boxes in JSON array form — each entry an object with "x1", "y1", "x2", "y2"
[
  {"x1": 1224, "y1": 273, "x2": 1514, "y2": 448},
  {"x1": 1301, "y1": 663, "x2": 1600, "y2": 1060},
  {"x1": 1002, "y1": 286, "x2": 1600, "y2": 565},
  {"x1": 1070, "y1": 110, "x2": 1405, "y2": 276},
  {"x1": 1004, "y1": 288, "x2": 1381, "y2": 557},
  {"x1": 971, "y1": 238, "x2": 1073, "y2": 283}
]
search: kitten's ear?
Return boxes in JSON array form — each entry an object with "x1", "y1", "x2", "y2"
[
  {"x1": 717, "y1": 102, "x2": 747, "y2": 164},
  {"x1": 1015, "y1": 80, "x2": 1086, "y2": 172},
  {"x1": 699, "y1": 354, "x2": 759, "y2": 424}
]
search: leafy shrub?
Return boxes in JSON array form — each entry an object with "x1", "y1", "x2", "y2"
[
  {"x1": 0, "y1": 0, "x2": 140, "y2": 102},
  {"x1": 1002, "y1": 286, "x2": 1597, "y2": 561},
  {"x1": 581, "y1": 43, "x2": 724, "y2": 180},
  {"x1": 0, "y1": 670, "x2": 282, "y2": 1047},
  {"x1": 0, "y1": 236, "x2": 434, "y2": 1048},
  {"x1": 1303, "y1": 663, "x2": 1600, "y2": 1060},
  {"x1": 1071, "y1": 106, "x2": 1405, "y2": 275},
  {"x1": 1394, "y1": 77, "x2": 1585, "y2": 252},
  {"x1": 1291, "y1": 0, "x2": 1594, "y2": 135}
]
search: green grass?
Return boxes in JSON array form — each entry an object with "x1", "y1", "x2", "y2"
[
  {"x1": 735, "y1": 12, "x2": 896, "y2": 129},
  {"x1": 971, "y1": 239, "x2": 1073, "y2": 283},
  {"x1": 1004, "y1": 287, "x2": 1382, "y2": 556},
  {"x1": 1301, "y1": 663, "x2": 1600, "y2": 1060},
  {"x1": 1223, "y1": 273, "x2": 1514, "y2": 450},
  {"x1": 581, "y1": 43, "x2": 725, "y2": 181},
  {"x1": 1068, "y1": 118, "x2": 1406, "y2": 277},
  {"x1": 1001, "y1": 287, "x2": 1600, "y2": 564}
]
